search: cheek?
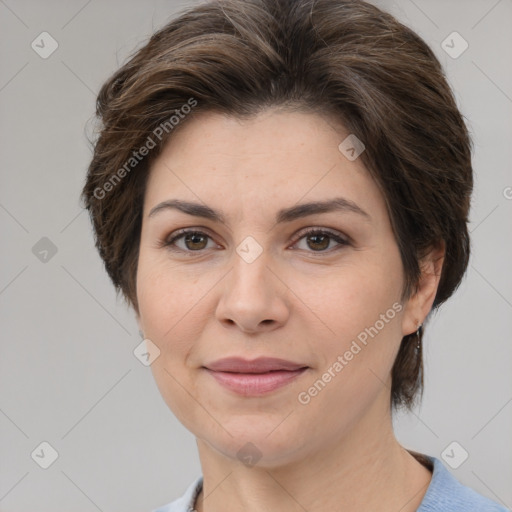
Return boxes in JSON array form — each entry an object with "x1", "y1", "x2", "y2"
[
  {"x1": 293, "y1": 253, "x2": 405, "y2": 406},
  {"x1": 294, "y1": 261, "x2": 404, "y2": 423},
  {"x1": 294, "y1": 255, "x2": 404, "y2": 340},
  {"x1": 136, "y1": 254, "x2": 197, "y2": 354},
  {"x1": 136, "y1": 257, "x2": 207, "y2": 428}
]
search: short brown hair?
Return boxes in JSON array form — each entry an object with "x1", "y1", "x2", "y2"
[{"x1": 81, "y1": 0, "x2": 473, "y2": 412}]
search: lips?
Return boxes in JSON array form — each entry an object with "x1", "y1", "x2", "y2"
[
  {"x1": 203, "y1": 357, "x2": 309, "y2": 396},
  {"x1": 204, "y1": 357, "x2": 307, "y2": 373}
]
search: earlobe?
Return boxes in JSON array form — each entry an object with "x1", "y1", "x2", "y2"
[
  {"x1": 401, "y1": 241, "x2": 445, "y2": 336},
  {"x1": 135, "y1": 314, "x2": 144, "y2": 338}
]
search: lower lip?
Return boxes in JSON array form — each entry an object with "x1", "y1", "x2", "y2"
[{"x1": 204, "y1": 368, "x2": 308, "y2": 396}]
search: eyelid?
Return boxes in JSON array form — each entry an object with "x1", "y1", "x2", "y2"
[
  {"x1": 161, "y1": 226, "x2": 220, "y2": 250},
  {"x1": 161, "y1": 225, "x2": 350, "y2": 254},
  {"x1": 290, "y1": 226, "x2": 350, "y2": 248}
]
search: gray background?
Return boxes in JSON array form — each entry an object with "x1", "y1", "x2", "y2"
[{"x1": 1, "y1": 0, "x2": 511, "y2": 510}]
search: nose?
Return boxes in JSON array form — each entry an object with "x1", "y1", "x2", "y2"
[{"x1": 215, "y1": 249, "x2": 290, "y2": 334}]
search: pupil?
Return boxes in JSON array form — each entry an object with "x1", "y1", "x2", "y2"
[
  {"x1": 186, "y1": 233, "x2": 207, "y2": 250},
  {"x1": 309, "y1": 234, "x2": 329, "y2": 251}
]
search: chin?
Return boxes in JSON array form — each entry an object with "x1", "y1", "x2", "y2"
[{"x1": 199, "y1": 422, "x2": 309, "y2": 469}]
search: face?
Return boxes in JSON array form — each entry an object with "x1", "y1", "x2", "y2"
[{"x1": 136, "y1": 108, "x2": 424, "y2": 467}]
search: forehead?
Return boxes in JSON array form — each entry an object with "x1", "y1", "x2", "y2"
[
  {"x1": 143, "y1": 109, "x2": 386, "y2": 224},
  {"x1": 152, "y1": 108, "x2": 351, "y2": 170}
]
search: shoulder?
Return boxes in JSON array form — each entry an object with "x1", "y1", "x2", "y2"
[
  {"x1": 151, "y1": 476, "x2": 203, "y2": 512},
  {"x1": 418, "y1": 456, "x2": 509, "y2": 512}
]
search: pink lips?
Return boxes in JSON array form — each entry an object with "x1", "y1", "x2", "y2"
[{"x1": 203, "y1": 357, "x2": 308, "y2": 396}]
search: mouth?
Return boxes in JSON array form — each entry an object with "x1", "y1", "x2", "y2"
[{"x1": 202, "y1": 357, "x2": 309, "y2": 396}]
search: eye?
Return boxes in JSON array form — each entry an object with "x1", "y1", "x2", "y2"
[
  {"x1": 162, "y1": 229, "x2": 218, "y2": 252},
  {"x1": 291, "y1": 228, "x2": 349, "y2": 253},
  {"x1": 160, "y1": 227, "x2": 350, "y2": 254}
]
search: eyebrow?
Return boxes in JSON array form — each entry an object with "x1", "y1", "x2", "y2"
[{"x1": 148, "y1": 197, "x2": 371, "y2": 224}]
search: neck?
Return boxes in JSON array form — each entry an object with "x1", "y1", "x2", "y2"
[{"x1": 193, "y1": 389, "x2": 432, "y2": 512}]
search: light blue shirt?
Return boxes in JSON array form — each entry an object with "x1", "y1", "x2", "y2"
[{"x1": 152, "y1": 455, "x2": 510, "y2": 512}]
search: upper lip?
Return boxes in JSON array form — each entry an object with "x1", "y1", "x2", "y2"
[{"x1": 204, "y1": 357, "x2": 308, "y2": 373}]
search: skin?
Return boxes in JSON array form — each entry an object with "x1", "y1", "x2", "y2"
[{"x1": 135, "y1": 108, "x2": 444, "y2": 512}]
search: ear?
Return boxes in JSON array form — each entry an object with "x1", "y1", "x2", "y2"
[{"x1": 401, "y1": 241, "x2": 445, "y2": 336}]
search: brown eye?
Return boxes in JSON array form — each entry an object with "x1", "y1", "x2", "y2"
[
  {"x1": 293, "y1": 228, "x2": 349, "y2": 253},
  {"x1": 182, "y1": 232, "x2": 209, "y2": 250},
  {"x1": 306, "y1": 233, "x2": 330, "y2": 251},
  {"x1": 163, "y1": 230, "x2": 216, "y2": 252}
]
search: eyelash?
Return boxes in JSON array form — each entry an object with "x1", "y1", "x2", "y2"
[{"x1": 160, "y1": 227, "x2": 350, "y2": 256}]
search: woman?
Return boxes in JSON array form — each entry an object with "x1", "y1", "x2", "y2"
[{"x1": 81, "y1": 0, "x2": 509, "y2": 510}]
